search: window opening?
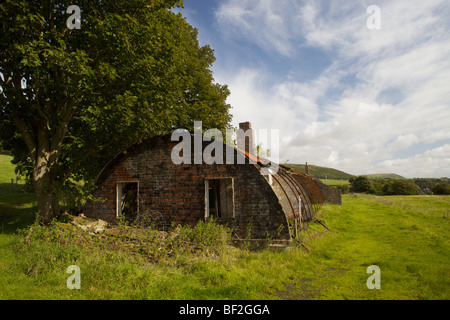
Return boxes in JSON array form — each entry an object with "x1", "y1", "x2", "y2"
[{"x1": 205, "y1": 178, "x2": 234, "y2": 219}]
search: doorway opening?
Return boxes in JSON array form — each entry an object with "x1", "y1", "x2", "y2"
[{"x1": 116, "y1": 182, "x2": 139, "y2": 220}]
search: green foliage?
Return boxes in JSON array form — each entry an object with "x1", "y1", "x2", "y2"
[
  {"x1": 431, "y1": 183, "x2": 450, "y2": 195},
  {"x1": 382, "y1": 179, "x2": 422, "y2": 195},
  {"x1": 349, "y1": 175, "x2": 423, "y2": 196},
  {"x1": 57, "y1": 181, "x2": 96, "y2": 214},
  {"x1": 335, "y1": 184, "x2": 350, "y2": 194},
  {"x1": 1, "y1": 0, "x2": 231, "y2": 222},
  {"x1": 13, "y1": 216, "x2": 232, "y2": 268},
  {"x1": 368, "y1": 179, "x2": 385, "y2": 195},
  {"x1": 2, "y1": 158, "x2": 449, "y2": 299},
  {"x1": 0, "y1": 137, "x2": 12, "y2": 155},
  {"x1": 176, "y1": 220, "x2": 231, "y2": 253},
  {"x1": 414, "y1": 178, "x2": 450, "y2": 192},
  {"x1": 3, "y1": 193, "x2": 450, "y2": 299},
  {"x1": 349, "y1": 176, "x2": 372, "y2": 193}
]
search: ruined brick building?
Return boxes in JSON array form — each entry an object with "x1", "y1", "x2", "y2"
[{"x1": 85, "y1": 122, "x2": 341, "y2": 242}]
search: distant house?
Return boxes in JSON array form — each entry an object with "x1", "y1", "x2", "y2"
[{"x1": 84, "y1": 122, "x2": 340, "y2": 243}]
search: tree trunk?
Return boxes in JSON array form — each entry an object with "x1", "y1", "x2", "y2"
[
  {"x1": 11, "y1": 100, "x2": 69, "y2": 226},
  {"x1": 34, "y1": 180, "x2": 60, "y2": 224},
  {"x1": 32, "y1": 149, "x2": 61, "y2": 224}
]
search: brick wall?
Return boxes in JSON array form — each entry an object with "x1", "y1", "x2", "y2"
[{"x1": 85, "y1": 135, "x2": 291, "y2": 240}]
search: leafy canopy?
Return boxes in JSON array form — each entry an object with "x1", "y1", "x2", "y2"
[
  {"x1": 0, "y1": 0, "x2": 231, "y2": 219},
  {"x1": 349, "y1": 176, "x2": 372, "y2": 193}
]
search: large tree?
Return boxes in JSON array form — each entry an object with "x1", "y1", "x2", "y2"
[{"x1": 0, "y1": 0, "x2": 231, "y2": 223}]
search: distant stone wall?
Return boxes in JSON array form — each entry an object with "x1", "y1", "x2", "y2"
[{"x1": 311, "y1": 177, "x2": 342, "y2": 205}]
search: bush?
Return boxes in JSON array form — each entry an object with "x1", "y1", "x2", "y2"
[
  {"x1": 177, "y1": 220, "x2": 231, "y2": 252},
  {"x1": 431, "y1": 183, "x2": 450, "y2": 195},
  {"x1": 413, "y1": 178, "x2": 450, "y2": 190},
  {"x1": 335, "y1": 184, "x2": 350, "y2": 194},
  {"x1": 382, "y1": 180, "x2": 422, "y2": 195},
  {"x1": 349, "y1": 176, "x2": 372, "y2": 193},
  {"x1": 369, "y1": 180, "x2": 385, "y2": 195}
]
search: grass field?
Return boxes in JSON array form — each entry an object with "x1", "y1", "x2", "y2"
[
  {"x1": 0, "y1": 155, "x2": 449, "y2": 300},
  {"x1": 320, "y1": 179, "x2": 350, "y2": 187}
]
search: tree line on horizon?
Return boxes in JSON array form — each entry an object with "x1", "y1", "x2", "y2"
[{"x1": 338, "y1": 176, "x2": 450, "y2": 195}]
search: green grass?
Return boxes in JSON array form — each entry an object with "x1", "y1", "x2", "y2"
[
  {"x1": 0, "y1": 155, "x2": 36, "y2": 234},
  {"x1": 319, "y1": 179, "x2": 350, "y2": 187},
  {"x1": 0, "y1": 154, "x2": 17, "y2": 183},
  {"x1": 0, "y1": 154, "x2": 449, "y2": 300},
  {"x1": 304, "y1": 195, "x2": 450, "y2": 299}
]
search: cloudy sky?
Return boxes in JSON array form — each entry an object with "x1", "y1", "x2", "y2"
[{"x1": 177, "y1": 0, "x2": 450, "y2": 178}]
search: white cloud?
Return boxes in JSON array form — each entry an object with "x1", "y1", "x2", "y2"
[
  {"x1": 300, "y1": 0, "x2": 449, "y2": 58},
  {"x1": 211, "y1": 0, "x2": 450, "y2": 177},
  {"x1": 215, "y1": 0, "x2": 305, "y2": 56},
  {"x1": 217, "y1": 68, "x2": 320, "y2": 133},
  {"x1": 374, "y1": 144, "x2": 450, "y2": 178},
  {"x1": 386, "y1": 134, "x2": 420, "y2": 152}
]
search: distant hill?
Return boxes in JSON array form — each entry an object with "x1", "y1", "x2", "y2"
[
  {"x1": 365, "y1": 173, "x2": 405, "y2": 179},
  {"x1": 283, "y1": 163, "x2": 354, "y2": 180},
  {"x1": 283, "y1": 163, "x2": 407, "y2": 181}
]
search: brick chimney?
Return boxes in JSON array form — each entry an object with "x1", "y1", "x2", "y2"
[{"x1": 238, "y1": 121, "x2": 255, "y2": 155}]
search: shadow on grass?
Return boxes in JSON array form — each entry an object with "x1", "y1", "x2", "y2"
[{"x1": 0, "y1": 183, "x2": 37, "y2": 234}]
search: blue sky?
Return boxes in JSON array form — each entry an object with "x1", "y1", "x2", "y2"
[{"x1": 176, "y1": 0, "x2": 450, "y2": 178}]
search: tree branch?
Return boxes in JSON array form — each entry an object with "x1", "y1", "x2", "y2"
[
  {"x1": 12, "y1": 115, "x2": 37, "y2": 166},
  {"x1": 50, "y1": 99, "x2": 76, "y2": 153}
]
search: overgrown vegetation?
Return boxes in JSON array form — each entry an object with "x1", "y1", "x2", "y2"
[
  {"x1": 15, "y1": 216, "x2": 232, "y2": 267},
  {"x1": 2, "y1": 193, "x2": 449, "y2": 300},
  {"x1": 1, "y1": 155, "x2": 449, "y2": 300}
]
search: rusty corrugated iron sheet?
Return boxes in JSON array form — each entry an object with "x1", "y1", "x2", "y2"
[{"x1": 235, "y1": 148, "x2": 325, "y2": 237}]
